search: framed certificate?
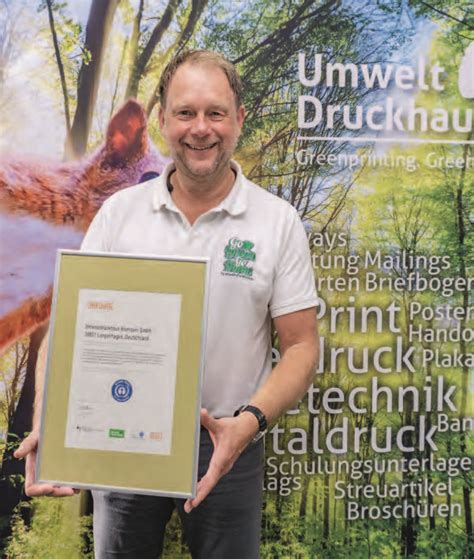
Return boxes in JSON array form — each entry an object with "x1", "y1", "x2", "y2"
[{"x1": 36, "y1": 250, "x2": 209, "y2": 498}]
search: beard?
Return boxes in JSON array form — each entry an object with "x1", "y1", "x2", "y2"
[{"x1": 172, "y1": 138, "x2": 238, "y2": 181}]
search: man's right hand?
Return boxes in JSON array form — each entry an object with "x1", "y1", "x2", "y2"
[{"x1": 14, "y1": 431, "x2": 77, "y2": 497}]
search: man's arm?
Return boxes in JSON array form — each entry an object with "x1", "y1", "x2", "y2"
[
  {"x1": 184, "y1": 306, "x2": 318, "y2": 512},
  {"x1": 249, "y1": 306, "x2": 318, "y2": 424},
  {"x1": 14, "y1": 331, "x2": 77, "y2": 497}
]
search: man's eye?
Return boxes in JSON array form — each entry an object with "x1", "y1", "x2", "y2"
[
  {"x1": 210, "y1": 112, "x2": 224, "y2": 119},
  {"x1": 178, "y1": 111, "x2": 192, "y2": 117}
]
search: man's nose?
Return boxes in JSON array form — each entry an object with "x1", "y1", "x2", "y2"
[{"x1": 191, "y1": 114, "x2": 210, "y2": 136}]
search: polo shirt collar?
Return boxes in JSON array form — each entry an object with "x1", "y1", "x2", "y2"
[{"x1": 152, "y1": 160, "x2": 247, "y2": 216}]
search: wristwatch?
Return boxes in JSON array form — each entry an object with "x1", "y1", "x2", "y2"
[{"x1": 233, "y1": 404, "x2": 268, "y2": 442}]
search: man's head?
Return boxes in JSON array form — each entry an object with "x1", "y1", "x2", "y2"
[
  {"x1": 158, "y1": 50, "x2": 245, "y2": 181},
  {"x1": 158, "y1": 50, "x2": 243, "y2": 110}
]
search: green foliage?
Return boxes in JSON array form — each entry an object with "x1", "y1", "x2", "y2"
[
  {"x1": 161, "y1": 510, "x2": 191, "y2": 557},
  {"x1": 414, "y1": 524, "x2": 468, "y2": 559},
  {"x1": 5, "y1": 496, "x2": 87, "y2": 559},
  {"x1": 0, "y1": 340, "x2": 28, "y2": 431}
]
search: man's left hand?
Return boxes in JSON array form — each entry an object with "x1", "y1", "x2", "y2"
[{"x1": 184, "y1": 408, "x2": 258, "y2": 513}]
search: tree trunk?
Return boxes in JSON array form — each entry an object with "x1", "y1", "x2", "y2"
[
  {"x1": 46, "y1": 0, "x2": 71, "y2": 134},
  {"x1": 109, "y1": 37, "x2": 129, "y2": 119},
  {"x1": 145, "y1": 0, "x2": 209, "y2": 116},
  {"x1": 125, "y1": 0, "x2": 182, "y2": 100},
  {"x1": 299, "y1": 474, "x2": 308, "y2": 519},
  {"x1": 65, "y1": 0, "x2": 120, "y2": 159}
]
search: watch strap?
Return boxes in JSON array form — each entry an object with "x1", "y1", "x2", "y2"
[{"x1": 234, "y1": 404, "x2": 267, "y2": 441}]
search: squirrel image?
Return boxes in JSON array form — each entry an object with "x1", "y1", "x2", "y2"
[{"x1": 0, "y1": 99, "x2": 168, "y2": 353}]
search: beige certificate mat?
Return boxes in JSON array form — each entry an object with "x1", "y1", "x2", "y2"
[{"x1": 37, "y1": 250, "x2": 209, "y2": 498}]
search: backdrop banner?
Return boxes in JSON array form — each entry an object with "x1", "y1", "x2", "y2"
[{"x1": 0, "y1": 1, "x2": 472, "y2": 558}]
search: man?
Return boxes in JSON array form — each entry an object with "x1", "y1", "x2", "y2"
[{"x1": 16, "y1": 50, "x2": 319, "y2": 558}]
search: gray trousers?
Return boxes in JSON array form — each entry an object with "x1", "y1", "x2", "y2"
[{"x1": 92, "y1": 429, "x2": 264, "y2": 558}]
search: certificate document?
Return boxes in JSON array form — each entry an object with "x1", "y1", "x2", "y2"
[
  {"x1": 37, "y1": 251, "x2": 208, "y2": 498},
  {"x1": 65, "y1": 288, "x2": 181, "y2": 455}
]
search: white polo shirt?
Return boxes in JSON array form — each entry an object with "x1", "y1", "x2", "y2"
[{"x1": 81, "y1": 161, "x2": 317, "y2": 417}]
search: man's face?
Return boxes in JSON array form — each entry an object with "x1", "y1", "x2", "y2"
[{"x1": 159, "y1": 62, "x2": 245, "y2": 180}]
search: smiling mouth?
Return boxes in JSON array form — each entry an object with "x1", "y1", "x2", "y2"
[{"x1": 184, "y1": 142, "x2": 218, "y2": 151}]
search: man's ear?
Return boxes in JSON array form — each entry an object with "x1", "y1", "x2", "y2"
[
  {"x1": 158, "y1": 105, "x2": 165, "y2": 130},
  {"x1": 237, "y1": 105, "x2": 245, "y2": 128}
]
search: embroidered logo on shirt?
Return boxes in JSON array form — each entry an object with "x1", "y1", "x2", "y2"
[{"x1": 222, "y1": 237, "x2": 256, "y2": 279}]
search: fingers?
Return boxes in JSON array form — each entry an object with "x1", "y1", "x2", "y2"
[
  {"x1": 16, "y1": 433, "x2": 76, "y2": 498},
  {"x1": 14, "y1": 432, "x2": 39, "y2": 459},
  {"x1": 185, "y1": 411, "x2": 244, "y2": 513},
  {"x1": 184, "y1": 473, "x2": 216, "y2": 513},
  {"x1": 25, "y1": 482, "x2": 77, "y2": 498},
  {"x1": 184, "y1": 452, "x2": 229, "y2": 513}
]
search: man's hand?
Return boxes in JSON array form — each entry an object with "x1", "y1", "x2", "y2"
[
  {"x1": 14, "y1": 431, "x2": 77, "y2": 497},
  {"x1": 184, "y1": 408, "x2": 258, "y2": 513}
]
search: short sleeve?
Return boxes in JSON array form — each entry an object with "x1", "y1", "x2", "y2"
[
  {"x1": 269, "y1": 208, "x2": 318, "y2": 318},
  {"x1": 80, "y1": 204, "x2": 110, "y2": 252}
]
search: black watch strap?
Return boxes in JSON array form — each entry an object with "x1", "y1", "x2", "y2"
[{"x1": 234, "y1": 404, "x2": 267, "y2": 441}]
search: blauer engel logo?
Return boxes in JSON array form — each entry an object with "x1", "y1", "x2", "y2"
[{"x1": 111, "y1": 379, "x2": 133, "y2": 402}]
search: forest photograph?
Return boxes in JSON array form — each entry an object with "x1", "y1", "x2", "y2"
[{"x1": 0, "y1": 1, "x2": 472, "y2": 557}]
